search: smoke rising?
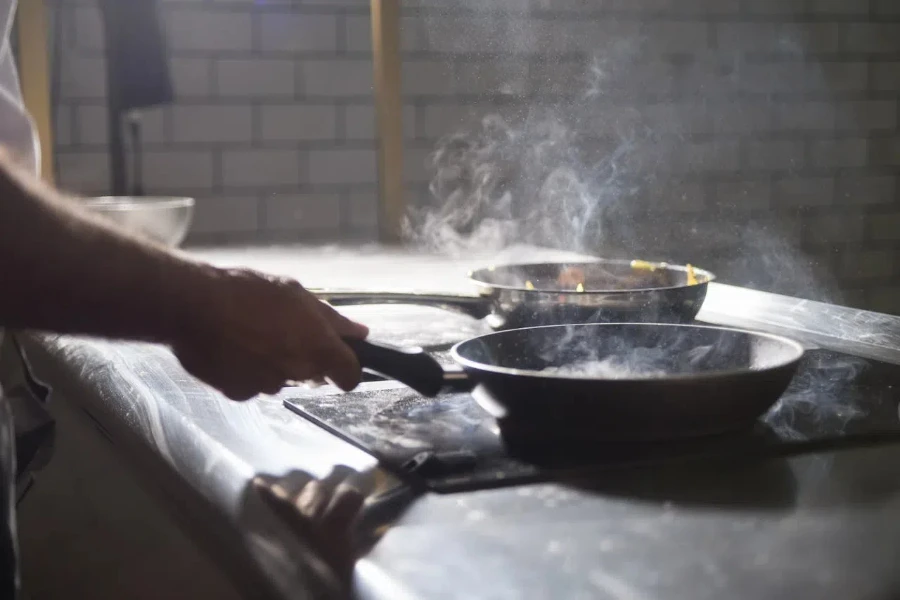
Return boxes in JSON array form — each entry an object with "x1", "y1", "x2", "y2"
[
  {"x1": 397, "y1": 2, "x2": 874, "y2": 439},
  {"x1": 526, "y1": 323, "x2": 751, "y2": 379},
  {"x1": 403, "y1": 1, "x2": 847, "y2": 302},
  {"x1": 404, "y1": 109, "x2": 635, "y2": 256},
  {"x1": 764, "y1": 354, "x2": 871, "y2": 440}
]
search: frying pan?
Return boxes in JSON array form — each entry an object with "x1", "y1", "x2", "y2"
[
  {"x1": 318, "y1": 259, "x2": 714, "y2": 330},
  {"x1": 345, "y1": 323, "x2": 805, "y2": 441}
]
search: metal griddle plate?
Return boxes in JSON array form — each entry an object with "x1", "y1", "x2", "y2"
[
  {"x1": 284, "y1": 349, "x2": 900, "y2": 493},
  {"x1": 335, "y1": 304, "x2": 492, "y2": 350}
]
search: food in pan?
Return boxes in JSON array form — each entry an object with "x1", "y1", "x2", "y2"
[
  {"x1": 686, "y1": 264, "x2": 698, "y2": 286},
  {"x1": 554, "y1": 263, "x2": 692, "y2": 291},
  {"x1": 555, "y1": 262, "x2": 704, "y2": 291},
  {"x1": 557, "y1": 266, "x2": 587, "y2": 288},
  {"x1": 630, "y1": 260, "x2": 661, "y2": 272}
]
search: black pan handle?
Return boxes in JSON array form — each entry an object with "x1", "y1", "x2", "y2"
[{"x1": 343, "y1": 338, "x2": 448, "y2": 397}]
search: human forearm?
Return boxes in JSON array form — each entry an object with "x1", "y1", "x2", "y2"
[
  {"x1": 0, "y1": 151, "x2": 367, "y2": 397},
  {"x1": 0, "y1": 153, "x2": 215, "y2": 342}
]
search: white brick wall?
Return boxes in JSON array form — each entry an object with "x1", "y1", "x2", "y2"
[
  {"x1": 72, "y1": 6, "x2": 103, "y2": 51},
  {"x1": 265, "y1": 194, "x2": 341, "y2": 231},
  {"x1": 806, "y1": 215, "x2": 866, "y2": 244},
  {"x1": 873, "y1": 63, "x2": 900, "y2": 91},
  {"x1": 346, "y1": 191, "x2": 379, "y2": 230},
  {"x1": 810, "y1": 139, "x2": 868, "y2": 169},
  {"x1": 192, "y1": 196, "x2": 260, "y2": 235},
  {"x1": 54, "y1": 107, "x2": 72, "y2": 147},
  {"x1": 74, "y1": 105, "x2": 108, "y2": 146},
  {"x1": 134, "y1": 108, "x2": 168, "y2": 144},
  {"x1": 165, "y1": 9, "x2": 253, "y2": 52},
  {"x1": 171, "y1": 105, "x2": 253, "y2": 143},
  {"x1": 343, "y1": 104, "x2": 415, "y2": 140},
  {"x1": 307, "y1": 149, "x2": 376, "y2": 185},
  {"x1": 775, "y1": 177, "x2": 834, "y2": 208},
  {"x1": 344, "y1": 15, "x2": 372, "y2": 53},
  {"x1": 143, "y1": 150, "x2": 215, "y2": 191},
  {"x1": 259, "y1": 105, "x2": 337, "y2": 142},
  {"x1": 259, "y1": 14, "x2": 339, "y2": 53},
  {"x1": 59, "y1": 56, "x2": 107, "y2": 100},
  {"x1": 56, "y1": 151, "x2": 109, "y2": 194},
  {"x1": 169, "y1": 58, "x2": 213, "y2": 98},
  {"x1": 837, "y1": 176, "x2": 896, "y2": 206},
  {"x1": 49, "y1": 0, "x2": 900, "y2": 310},
  {"x1": 216, "y1": 59, "x2": 296, "y2": 98},
  {"x1": 222, "y1": 149, "x2": 301, "y2": 187},
  {"x1": 713, "y1": 181, "x2": 771, "y2": 211},
  {"x1": 844, "y1": 24, "x2": 900, "y2": 54},
  {"x1": 299, "y1": 60, "x2": 373, "y2": 97},
  {"x1": 745, "y1": 141, "x2": 805, "y2": 171}
]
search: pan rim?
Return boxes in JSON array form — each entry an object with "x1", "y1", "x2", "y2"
[
  {"x1": 449, "y1": 322, "x2": 805, "y2": 383},
  {"x1": 468, "y1": 259, "x2": 717, "y2": 295}
]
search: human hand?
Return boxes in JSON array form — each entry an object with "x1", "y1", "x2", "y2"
[
  {"x1": 172, "y1": 267, "x2": 369, "y2": 400},
  {"x1": 253, "y1": 467, "x2": 371, "y2": 585}
]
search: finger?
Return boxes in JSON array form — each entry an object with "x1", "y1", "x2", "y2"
[
  {"x1": 177, "y1": 343, "x2": 286, "y2": 401},
  {"x1": 292, "y1": 328, "x2": 362, "y2": 392},
  {"x1": 281, "y1": 362, "x2": 325, "y2": 385},
  {"x1": 295, "y1": 375, "x2": 328, "y2": 388},
  {"x1": 258, "y1": 471, "x2": 315, "y2": 502},
  {"x1": 321, "y1": 340, "x2": 363, "y2": 392},
  {"x1": 317, "y1": 301, "x2": 370, "y2": 340},
  {"x1": 294, "y1": 479, "x2": 334, "y2": 522},
  {"x1": 259, "y1": 380, "x2": 286, "y2": 396},
  {"x1": 208, "y1": 370, "x2": 283, "y2": 401},
  {"x1": 282, "y1": 346, "x2": 356, "y2": 391},
  {"x1": 255, "y1": 482, "x2": 317, "y2": 540},
  {"x1": 289, "y1": 466, "x2": 358, "y2": 514},
  {"x1": 342, "y1": 467, "x2": 379, "y2": 498},
  {"x1": 220, "y1": 385, "x2": 261, "y2": 402},
  {"x1": 322, "y1": 484, "x2": 365, "y2": 532},
  {"x1": 176, "y1": 348, "x2": 253, "y2": 400}
]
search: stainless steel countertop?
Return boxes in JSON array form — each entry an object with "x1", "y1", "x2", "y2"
[{"x1": 16, "y1": 245, "x2": 900, "y2": 600}]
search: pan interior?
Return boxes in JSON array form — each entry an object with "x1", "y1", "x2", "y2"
[
  {"x1": 470, "y1": 261, "x2": 711, "y2": 293},
  {"x1": 453, "y1": 324, "x2": 803, "y2": 381}
]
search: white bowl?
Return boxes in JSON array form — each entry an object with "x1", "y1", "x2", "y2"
[{"x1": 83, "y1": 196, "x2": 195, "y2": 247}]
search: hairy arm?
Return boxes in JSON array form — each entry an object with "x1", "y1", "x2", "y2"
[
  {"x1": 0, "y1": 153, "x2": 366, "y2": 397},
  {"x1": 0, "y1": 153, "x2": 214, "y2": 341}
]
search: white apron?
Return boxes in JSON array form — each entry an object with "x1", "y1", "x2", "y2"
[{"x1": 0, "y1": 1, "x2": 45, "y2": 596}]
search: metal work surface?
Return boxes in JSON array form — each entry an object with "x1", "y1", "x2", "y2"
[
  {"x1": 14, "y1": 244, "x2": 900, "y2": 599},
  {"x1": 202, "y1": 244, "x2": 900, "y2": 366},
  {"x1": 284, "y1": 347, "x2": 900, "y2": 494}
]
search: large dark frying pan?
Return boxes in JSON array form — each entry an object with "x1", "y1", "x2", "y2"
[
  {"x1": 345, "y1": 323, "x2": 804, "y2": 442},
  {"x1": 318, "y1": 259, "x2": 714, "y2": 329}
]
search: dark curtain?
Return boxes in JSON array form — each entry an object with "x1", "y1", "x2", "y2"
[
  {"x1": 97, "y1": 0, "x2": 173, "y2": 193},
  {"x1": 97, "y1": 0, "x2": 173, "y2": 111}
]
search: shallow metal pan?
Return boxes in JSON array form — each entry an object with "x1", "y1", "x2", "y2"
[
  {"x1": 345, "y1": 323, "x2": 804, "y2": 442},
  {"x1": 318, "y1": 259, "x2": 714, "y2": 329}
]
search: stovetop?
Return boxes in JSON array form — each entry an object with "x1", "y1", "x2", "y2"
[{"x1": 284, "y1": 349, "x2": 900, "y2": 493}]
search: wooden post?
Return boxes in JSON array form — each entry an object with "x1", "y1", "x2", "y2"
[
  {"x1": 17, "y1": 0, "x2": 55, "y2": 182},
  {"x1": 370, "y1": 0, "x2": 404, "y2": 243}
]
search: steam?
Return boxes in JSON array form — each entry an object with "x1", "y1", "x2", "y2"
[
  {"x1": 400, "y1": 3, "x2": 870, "y2": 438},
  {"x1": 539, "y1": 345, "x2": 715, "y2": 379},
  {"x1": 764, "y1": 354, "x2": 870, "y2": 440},
  {"x1": 404, "y1": 3, "x2": 848, "y2": 302},
  {"x1": 527, "y1": 324, "x2": 748, "y2": 379},
  {"x1": 404, "y1": 110, "x2": 633, "y2": 256}
]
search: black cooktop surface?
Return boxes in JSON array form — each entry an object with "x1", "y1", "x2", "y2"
[{"x1": 284, "y1": 349, "x2": 900, "y2": 493}]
